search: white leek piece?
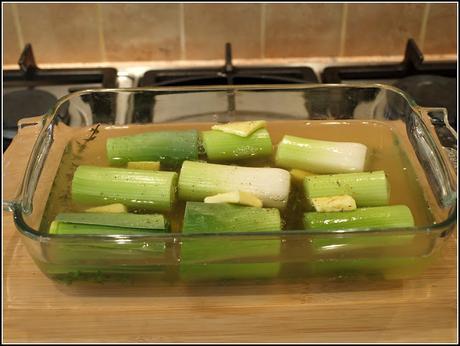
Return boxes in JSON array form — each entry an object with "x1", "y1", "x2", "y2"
[
  {"x1": 275, "y1": 135, "x2": 368, "y2": 173},
  {"x1": 178, "y1": 161, "x2": 291, "y2": 209}
]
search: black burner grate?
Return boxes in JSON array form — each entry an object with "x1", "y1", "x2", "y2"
[
  {"x1": 134, "y1": 43, "x2": 319, "y2": 123},
  {"x1": 4, "y1": 44, "x2": 118, "y2": 88},
  {"x1": 139, "y1": 43, "x2": 319, "y2": 87},
  {"x1": 321, "y1": 39, "x2": 456, "y2": 83},
  {"x1": 3, "y1": 44, "x2": 119, "y2": 151}
]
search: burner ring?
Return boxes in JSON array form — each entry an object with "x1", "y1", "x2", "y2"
[{"x1": 3, "y1": 89, "x2": 58, "y2": 131}]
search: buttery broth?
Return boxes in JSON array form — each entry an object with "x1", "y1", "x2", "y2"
[
  {"x1": 38, "y1": 120, "x2": 442, "y2": 282},
  {"x1": 40, "y1": 120, "x2": 434, "y2": 233}
]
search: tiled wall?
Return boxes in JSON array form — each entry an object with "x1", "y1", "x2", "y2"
[{"x1": 3, "y1": 3, "x2": 457, "y2": 65}]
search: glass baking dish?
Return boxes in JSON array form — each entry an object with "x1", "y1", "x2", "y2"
[{"x1": 3, "y1": 84, "x2": 457, "y2": 283}]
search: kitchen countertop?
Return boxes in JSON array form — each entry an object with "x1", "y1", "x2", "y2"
[{"x1": 3, "y1": 128, "x2": 458, "y2": 343}]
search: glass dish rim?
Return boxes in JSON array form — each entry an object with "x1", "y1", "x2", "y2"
[{"x1": 12, "y1": 83, "x2": 458, "y2": 241}]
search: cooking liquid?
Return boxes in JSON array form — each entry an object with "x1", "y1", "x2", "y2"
[{"x1": 39, "y1": 120, "x2": 438, "y2": 282}]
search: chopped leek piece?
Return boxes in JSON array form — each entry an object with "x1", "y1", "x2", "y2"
[
  {"x1": 178, "y1": 161, "x2": 291, "y2": 209},
  {"x1": 201, "y1": 128, "x2": 273, "y2": 162},
  {"x1": 106, "y1": 130, "x2": 199, "y2": 167},
  {"x1": 49, "y1": 222, "x2": 165, "y2": 236},
  {"x1": 127, "y1": 161, "x2": 160, "y2": 171},
  {"x1": 275, "y1": 135, "x2": 368, "y2": 173},
  {"x1": 85, "y1": 203, "x2": 128, "y2": 213},
  {"x1": 180, "y1": 202, "x2": 281, "y2": 280},
  {"x1": 55, "y1": 212, "x2": 167, "y2": 230},
  {"x1": 211, "y1": 120, "x2": 267, "y2": 137},
  {"x1": 71, "y1": 165, "x2": 177, "y2": 212},
  {"x1": 304, "y1": 205, "x2": 415, "y2": 231},
  {"x1": 304, "y1": 171, "x2": 389, "y2": 207},
  {"x1": 204, "y1": 191, "x2": 263, "y2": 208},
  {"x1": 311, "y1": 195, "x2": 357, "y2": 212},
  {"x1": 310, "y1": 233, "x2": 415, "y2": 255},
  {"x1": 183, "y1": 202, "x2": 282, "y2": 232}
]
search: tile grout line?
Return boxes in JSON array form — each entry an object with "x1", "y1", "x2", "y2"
[
  {"x1": 179, "y1": 3, "x2": 186, "y2": 60},
  {"x1": 260, "y1": 3, "x2": 266, "y2": 59},
  {"x1": 418, "y1": 3, "x2": 431, "y2": 50},
  {"x1": 96, "y1": 4, "x2": 107, "y2": 62},
  {"x1": 11, "y1": 3, "x2": 24, "y2": 51},
  {"x1": 339, "y1": 3, "x2": 348, "y2": 56}
]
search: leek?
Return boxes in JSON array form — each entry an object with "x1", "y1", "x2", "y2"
[
  {"x1": 310, "y1": 233, "x2": 415, "y2": 255},
  {"x1": 304, "y1": 171, "x2": 389, "y2": 207},
  {"x1": 71, "y1": 165, "x2": 177, "y2": 212},
  {"x1": 201, "y1": 128, "x2": 273, "y2": 162},
  {"x1": 304, "y1": 205, "x2": 415, "y2": 231},
  {"x1": 49, "y1": 222, "x2": 164, "y2": 236},
  {"x1": 106, "y1": 130, "x2": 199, "y2": 167},
  {"x1": 50, "y1": 212, "x2": 167, "y2": 235},
  {"x1": 47, "y1": 212, "x2": 167, "y2": 270},
  {"x1": 178, "y1": 161, "x2": 291, "y2": 209},
  {"x1": 180, "y1": 202, "x2": 281, "y2": 280},
  {"x1": 275, "y1": 135, "x2": 368, "y2": 173},
  {"x1": 182, "y1": 201, "x2": 282, "y2": 233},
  {"x1": 54, "y1": 212, "x2": 167, "y2": 231}
]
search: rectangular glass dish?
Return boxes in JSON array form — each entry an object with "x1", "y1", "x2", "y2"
[{"x1": 4, "y1": 84, "x2": 457, "y2": 283}]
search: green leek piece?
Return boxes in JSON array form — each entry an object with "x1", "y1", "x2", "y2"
[
  {"x1": 304, "y1": 205, "x2": 415, "y2": 231},
  {"x1": 311, "y1": 233, "x2": 415, "y2": 253},
  {"x1": 71, "y1": 165, "x2": 177, "y2": 212},
  {"x1": 201, "y1": 128, "x2": 273, "y2": 162},
  {"x1": 54, "y1": 212, "x2": 167, "y2": 231},
  {"x1": 304, "y1": 206, "x2": 416, "y2": 270},
  {"x1": 106, "y1": 130, "x2": 199, "y2": 167},
  {"x1": 180, "y1": 202, "x2": 281, "y2": 280},
  {"x1": 182, "y1": 201, "x2": 282, "y2": 233},
  {"x1": 49, "y1": 222, "x2": 164, "y2": 236},
  {"x1": 178, "y1": 161, "x2": 291, "y2": 209},
  {"x1": 304, "y1": 171, "x2": 389, "y2": 208},
  {"x1": 45, "y1": 232, "x2": 167, "y2": 274},
  {"x1": 275, "y1": 135, "x2": 368, "y2": 173}
]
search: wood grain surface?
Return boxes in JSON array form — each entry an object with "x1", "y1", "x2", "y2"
[{"x1": 2, "y1": 125, "x2": 458, "y2": 343}]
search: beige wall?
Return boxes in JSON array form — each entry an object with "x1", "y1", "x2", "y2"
[{"x1": 3, "y1": 3, "x2": 457, "y2": 65}]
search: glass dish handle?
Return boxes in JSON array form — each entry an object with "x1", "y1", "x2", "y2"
[
  {"x1": 423, "y1": 107, "x2": 457, "y2": 172},
  {"x1": 416, "y1": 107, "x2": 457, "y2": 209},
  {"x1": 3, "y1": 115, "x2": 53, "y2": 213}
]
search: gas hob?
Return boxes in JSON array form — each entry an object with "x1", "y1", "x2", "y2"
[{"x1": 3, "y1": 40, "x2": 456, "y2": 152}]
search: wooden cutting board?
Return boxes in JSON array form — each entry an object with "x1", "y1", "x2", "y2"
[{"x1": 3, "y1": 127, "x2": 457, "y2": 343}]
